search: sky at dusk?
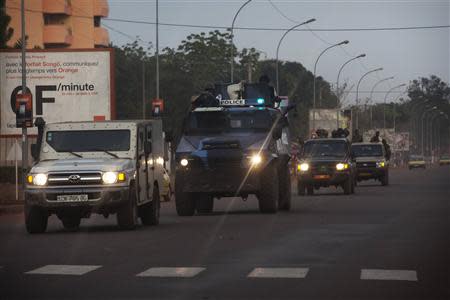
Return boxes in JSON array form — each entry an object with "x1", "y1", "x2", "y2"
[{"x1": 106, "y1": 0, "x2": 450, "y2": 104}]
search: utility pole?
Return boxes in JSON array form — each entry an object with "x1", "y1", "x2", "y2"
[
  {"x1": 142, "y1": 62, "x2": 146, "y2": 119},
  {"x1": 156, "y1": 0, "x2": 159, "y2": 99},
  {"x1": 21, "y1": 0, "x2": 28, "y2": 199}
]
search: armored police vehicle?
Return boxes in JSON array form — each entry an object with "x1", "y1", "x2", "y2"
[
  {"x1": 297, "y1": 137, "x2": 356, "y2": 195},
  {"x1": 351, "y1": 142, "x2": 389, "y2": 185},
  {"x1": 175, "y1": 82, "x2": 292, "y2": 215},
  {"x1": 25, "y1": 120, "x2": 165, "y2": 233}
]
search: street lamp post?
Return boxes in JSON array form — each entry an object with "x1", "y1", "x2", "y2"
[
  {"x1": 383, "y1": 84, "x2": 406, "y2": 133},
  {"x1": 335, "y1": 54, "x2": 366, "y2": 129},
  {"x1": 421, "y1": 106, "x2": 437, "y2": 157},
  {"x1": 355, "y1": 67, "x2": 383, "y2": 129},
  {"x1": 369, "y1": 76, "x2": 394, "y2": 129},
  {"x1": 312, "y1": 40, "x2": 349, "y2": 132},
  {"x1": 336, "y1": 54, "x2": 366, "y2": 102},
  {"x1": 230, "y1": 0, "x2": 252, "y2": 83},
  {"x1": 156, "y1": 0, "x2": 159, "y2": 99},
  {"x1": 276, "y1": 18, "x2": 316, "y2": 93}
]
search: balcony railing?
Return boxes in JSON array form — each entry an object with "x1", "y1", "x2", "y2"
[
  {"x1": 43, "y1": 25, "x2": 73, "y2": 45},
  {"x1": 43, "y1": 0, "x2": 72, "y2": 15},
  {"x1": 94, "y1": 27, "x2": 110, "y2": 47},
  {"x1": 93, "y1": 0, "x2": 109, "y2": 17}
]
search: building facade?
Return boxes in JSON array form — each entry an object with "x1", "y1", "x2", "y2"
[{"x1": 5, "y1": 0, "x2": 110, "y2": 49}]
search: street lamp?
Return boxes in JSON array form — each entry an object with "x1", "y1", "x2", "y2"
[
  {"x1": 369, "y1": 76, "x2": 394, "y2": 129},
  {"x1": 355, "y1": 67, "x2": 383, "y2": 129},
  {"x1": 230, "y1": 0, "x2": 252, "y2": 83},
  {"x1": 312, "y1": 40, "x2": 349, "y2": 131},
  {"x1": 421, "y1": 106, "x2": 437, "y2": 157},
  {"x1": 383, "y1": 84, "x2": 406, "y2": 133},
  {"x1": 336, "y1": 54, "x2": 366, "y2": 102},
  {"x1": 276, "y1": 18, "x2": 316, "y2": 93}
]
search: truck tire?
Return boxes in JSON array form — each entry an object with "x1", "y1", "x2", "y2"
[
  {"x1": 258, "y1": 165, "x2": 279, "y2": 213},
  {"x1": 306, "y1": 185, "x2": 314, "y2": 195},
  {"x1": 117, "y1": 185, "x2": 138, "y2": 230},
  {"x1": 297, "y1": 181, "x2": 306, "y2": 196},
  {"x1": 61, "y1": 217, "x2": 81, "y2": 231},
  {"x1": 343, "y1": 177, "x2": 352, "y2": 195},
  {"x1": 140, "y1": 185, "x2": 160, "y2": 225},
  {"x1": 175, "y1": 174, "x2": 195, "y2": 216},
  {"x1": 25, "y1": 204, "x2": 48, "y2": 234},
  {"x1": 279, "y1": 167, "x2": 291, "y2": 211},
  {"x1": 381, "y1": 171, "x2": 389, "y2": 186},
  {"x1": 196, "y1": 194, "x2": 214, "y2": 214}
]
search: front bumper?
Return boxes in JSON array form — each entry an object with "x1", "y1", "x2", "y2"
[
  {"x1": 356, "y1": 167, "x2": 386, "y2": 180},
  {"x1": 25, "y1": 185, "x2": 129, "y2": 213},
  {"x1": 298, "y1": 171, "x2": 350, "y2": 187},
  {"x1": 176, "y1": 166, "x2": 261, "y2": 195}
]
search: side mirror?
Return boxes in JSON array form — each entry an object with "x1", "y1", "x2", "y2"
[
  {"x1": 31, "y1": 144, "x2": 39, "y2": 161},
  {"x1": 144, "y1": 141, "x2": 152, "y2": 154}
]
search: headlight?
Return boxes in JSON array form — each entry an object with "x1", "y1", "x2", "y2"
[
  {"x1": 32, "y1": 173, "x2": 48, "y2": 186},
  {"x1": 250, "y1": 154, "x2": 262, "y2": 165},
  {"x1": 336, "y1": 163, "x2": 349, "y2": 171},
  {"x1": 376, "y1": 161, "x2": 385, "y2": 168},
  {"x1": 298, "y1": 163, "x2": 309, "y2": 172},
  {"x1": 102, "y1": 172, "x2": 123, "y2": 184},
  {"x1": 180, "y1": 158, "x2": 189, "y2": 167}
]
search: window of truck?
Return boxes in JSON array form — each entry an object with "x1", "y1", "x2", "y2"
[{"x1": 46, "y1": 130, "x2": 131, "y2": 152}]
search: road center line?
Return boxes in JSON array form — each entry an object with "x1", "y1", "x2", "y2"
[
  {"x1": 136, "y1": 267, "x2": 205, "y2": 278},
  {"x1": 361, "y1": 269, "x2": 418, "y2": 281},
  {"x1": 248, "y1": 268, "x2": 309, "y2": 278},
  {"x1": 26, "y1": 265, "x2": 102, "y2": 276}
]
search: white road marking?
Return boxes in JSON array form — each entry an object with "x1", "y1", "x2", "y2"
[
  {"x1": 136, "y1": 267, "x2": 205, "y2": 278},
  {"x1": 248, "y1": 268, "x2": 309, "y2": 278},
  {"x1": 361, "y1": 269, "x2": 418, "y2": 281},
  {"x1": 26, "y1": 265, "x2": 101, "y2": 276}
]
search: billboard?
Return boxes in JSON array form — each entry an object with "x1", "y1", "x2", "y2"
[
  {"x1": 363, "y1": 129, "x2": 409, "y2": 151},
  {"x1": 309, "y1": 108, "x2": 352, "y2": 137},
  {"x1": 0, "y1": 49, "x2": 114, "y2": 135}
]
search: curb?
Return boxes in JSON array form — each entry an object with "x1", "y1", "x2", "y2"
[{"x1": 0, "y1": 204, "x2": 24, "y2": 215}]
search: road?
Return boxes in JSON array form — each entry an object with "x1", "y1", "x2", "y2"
[{"x1": 0, "y1": 167, "x2": 449, "y2": 300}]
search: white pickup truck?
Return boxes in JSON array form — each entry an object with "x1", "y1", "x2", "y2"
[{"x1": 25, "y1": 120, "x2": 165, "y2": 233}]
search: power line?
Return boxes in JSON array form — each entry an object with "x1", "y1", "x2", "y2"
[{"x1": 5, "y1": 6, "x2": 450, "y2": 32}]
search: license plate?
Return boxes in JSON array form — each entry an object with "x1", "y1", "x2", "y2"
[
  {"x1": 314, "y1": 175, "x2": 330, "y2": 179},
  {"x1": 56, "y1": 194, "x2": 88, "y2": 202},
  {"x1": 359, "y1": 173, "x2": 372, "y2": 177}
]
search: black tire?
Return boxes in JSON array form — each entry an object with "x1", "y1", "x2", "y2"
[
  {"x1": 175, "y1": 174, "x2": 195, "y2": 216},
  {"x1": 297, "y1": 181, "x2": 306, "y2": 196},
  {"x1": 196, "y1": 194, "x2": 214, "y2": 214},
  {"x1": 351, "y1": 176, "x2": 356, "y2": 194},
  {"x1": 140, "y1": 185, "x2": 160, "y2": 225},
  {"x1": 258, "y1": 164, "x2": 279, "y2": 213},
  {"x1": 306, "y1": 185, "x2": 314, "y2": 195},
  {"x1": 343, "y1": 177, "x2": 352, "y2": 195},
  {"x1": 279, "y1": 167, "x2": 291, "y2": 211},
  {"x1": 117, "y1": 185, "x2": 138, "y2": 230},
  {"x1": 25, "y1": 204, "x2": 48, "y2": 234},
  {"x1": 61, "y1": 216, "x2": 81, "y2": 232},
  {"x1": 381, "y1": 171, "x2": 389, "y2": 186}
]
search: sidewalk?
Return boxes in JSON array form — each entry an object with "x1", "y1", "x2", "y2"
[{"x1": 0, "y1": 183, "x2": 24, "y2": 215}]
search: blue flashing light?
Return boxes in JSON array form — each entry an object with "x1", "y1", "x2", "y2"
[{"x1": 257, "y1": 98, "x2": 265, "y2": 105}]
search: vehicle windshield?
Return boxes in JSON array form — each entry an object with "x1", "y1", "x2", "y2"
[
  {"x1": 186, "y1": 110, "x2": 276, "y2": 134},
  {"x1": 46, "y1": 130, "x2": 130, "y2": 152},
  {"x1": 410, "y1": 155, "x2": 424, "y2": 160},
  {"x1": 303, "y1": 140, "x2": 348, "y2": 158},
  {"x1": 351, "y1": 144, "x2": 383, "y2": 157}
]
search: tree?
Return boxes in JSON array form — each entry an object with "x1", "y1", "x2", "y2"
[{"x1": 0, "y1": 0, "x2": 14, "y2": 48}]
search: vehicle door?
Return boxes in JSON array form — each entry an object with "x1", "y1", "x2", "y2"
[
  {"x1": 145, "y1": 125, "x2": 155, "y2": 201},
  {"x1": 137, "y1": 126, "x2": 147, "y2": 204}
]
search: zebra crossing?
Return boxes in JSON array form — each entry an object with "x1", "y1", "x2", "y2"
[{"x1": 14, "y1": 264, "x2": 418, "y2": 282}]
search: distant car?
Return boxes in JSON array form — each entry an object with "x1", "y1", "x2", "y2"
[
  {"x1": 297, "y1": 138, "x2": 356, "y2": 195},
  {"x1": 438, "y1": 155, "x2": 450, "y2": 166},
  {"x1": 408, "y1": 155, "x2": 426, "y2": 169},
  {"x1": 351, "y1": 143, "x2": 389, "y2": 186}
]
